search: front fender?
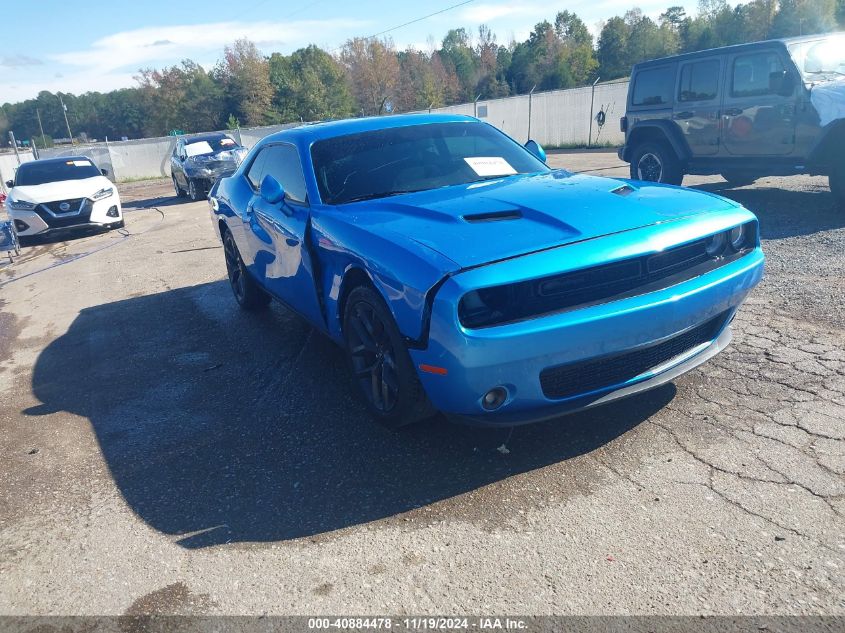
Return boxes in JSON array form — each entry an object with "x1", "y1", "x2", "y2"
[
  {"x1": 623, "y1": 120, "x2": 691, "y2": 163},
  {"x1": 310, "y1": 209, "x2": 460, "y2": 346}
]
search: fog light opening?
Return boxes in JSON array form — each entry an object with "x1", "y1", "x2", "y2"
[
  {"x1": 14, "y1": 220, "x2": 29, "y2": 232},
  {"x1": 106, "y1": 205, "x2": 119, "y2": 218},
  {"x1": 482, "y1": 387, "x2": 508, "y2": 411}
]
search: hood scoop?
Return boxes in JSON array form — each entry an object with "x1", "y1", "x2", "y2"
[
  {"x1": 610, "y1": 184, "x2": 637, "y2": 197},
  {"x1": 462, "y1": 209, "x2": 523, "y2": 223}
]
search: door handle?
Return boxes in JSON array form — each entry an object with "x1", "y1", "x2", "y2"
[
  {"x1": 723, "y1": 108, "x2": 743, "y2": 117},
  {"x1": 673, "y1": 111, "x2": 694, "y2": 120}
]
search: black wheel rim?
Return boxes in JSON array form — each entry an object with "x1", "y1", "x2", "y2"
[
  {"x1": 346, "y1": 302, "x2": 399, "y2": 413},
  {"x1": 223, "y1": 236, "x2": 246, "y2": 302},
  {"x1": 189, "y1": 181, "x2": 196, "y2": 199},
  {"x1": 637, "y1": 152, "x2": 663, "y2": 182}
]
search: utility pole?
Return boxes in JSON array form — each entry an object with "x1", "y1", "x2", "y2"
[
  {"x1": 57, "y1": 94, "x2": 74, "y2": 145},
  {"x1": 36, "y1": 108, "x2": 47, "y2": 149}
]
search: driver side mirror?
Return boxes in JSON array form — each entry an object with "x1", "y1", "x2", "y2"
[
  {"x1": 101, "y1": 168, "x2": 109, "y2": 177},
  {"x1": 525, "y1": 139, "x2": 547, "y2": 163},
  {"x1": 260, "y1": 174, "x2": 285, "y2": 204},
  {"x1": 4, "y1": 180, "x2": 13, "y2": 188}
]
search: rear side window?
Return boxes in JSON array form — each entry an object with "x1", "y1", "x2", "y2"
[
  {"x1": 632, "y1": 67, "x2": 674, "y2": 106},
  {"x1": 731, "y1": 52, "x2": 785, "y2": 98},
  {"x1": 261, "y1": 144, "x2": 308, "y2": 204},
  {"x1": 678, "y1": 60, "x2": 720, "y2": 102}
]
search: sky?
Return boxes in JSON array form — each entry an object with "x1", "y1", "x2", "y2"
[{"x1": 1, "y1": 0, "x2": 699, "y2": 104}]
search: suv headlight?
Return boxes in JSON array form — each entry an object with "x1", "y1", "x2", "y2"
[
  {"x1": 8, "y1": 198, "x2": 36, "y2": 211},
  {"x1": 91, "y1": 187, "x2": 114, "y2": 201}
]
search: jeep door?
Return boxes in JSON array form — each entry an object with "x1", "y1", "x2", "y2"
[
  {"x1": 722, "y1": 49, "x2": 797, "y2": 156},
  {"x1": 674, "y1": 57, "x2": 723, "y2": 156}
]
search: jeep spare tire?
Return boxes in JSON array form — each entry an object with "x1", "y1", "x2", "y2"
[{"x1": 630, "y1": 142, "x2": 683, "y2": 186}]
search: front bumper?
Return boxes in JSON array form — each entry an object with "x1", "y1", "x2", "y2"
[
  {"x1": 10, "y1": 196, "x2": 123, "y2": 236},
  {"x1": 410, "y1": 242, "x2": 764, "y2": 427}
]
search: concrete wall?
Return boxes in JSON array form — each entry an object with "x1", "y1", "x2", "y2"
[
  {"x1": 432, "y1": 79, "x2": 630, "y2": 147},
  {"x1": 0, "y1": 151, "x2": 36, "y2": 192},
  {"x1": 38, "y1": 123, "x2": 302, "y2": 182}
]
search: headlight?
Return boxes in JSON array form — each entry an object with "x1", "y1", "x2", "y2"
[
  {"x1": 8, "y1": 198, "x2": 36, "y2": 211},
  {"x1": 728, "y1": 225, "x2": 745, "y2": 250},
  {"x1": 704, "y1": 232, "x2": 727, "y2": 257},
  {"x1": 91, "y1": 187, "x2": 114, "y2": 201}
]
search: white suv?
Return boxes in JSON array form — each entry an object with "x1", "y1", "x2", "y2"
[{"x1": 5, "y1": 156, "x2": 123, "y2": 239}]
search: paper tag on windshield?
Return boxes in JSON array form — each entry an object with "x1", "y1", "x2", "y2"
[
  {"x1": 464, "y1": 157, "x2": 517, "y2": 177},
  {"x1": 69, "y1": 160, "x2": 92, "y2": 167}
]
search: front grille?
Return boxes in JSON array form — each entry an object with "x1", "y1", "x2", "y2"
[
  {"x1": 34, "y1": 200, "x2": 93, "y2": 228},
  {"x1": 459, "y1": 223, "x2": 756, "y2": 329},
  {"x1": 539, "y1": 312, "x2": 728, "y2": 400},
  {"x1": 41, "y1": 198, "x2": 85, "y2": 214}
]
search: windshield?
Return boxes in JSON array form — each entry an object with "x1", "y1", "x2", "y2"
[
  {"x1": 185, "y1": 136, "x2": 239, "y2": 157},
  {"x1": 14, "y1": 159, "x2": 101, "y2": 186},
  {"x1": 788, "y1": 35, "x2": 845, "y2": 81},
  {"x1": 311, "y1": 121, "x2": 550, "y2": 205}
]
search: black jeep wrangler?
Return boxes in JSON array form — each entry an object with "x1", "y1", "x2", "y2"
[{"x1": 618, "y1": 32, "x2": 845, "y2": 206}]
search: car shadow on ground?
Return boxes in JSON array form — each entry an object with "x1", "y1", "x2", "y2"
[
  {"x1": 689, "y1": 182, "x2": 844, "y2": 239},
  {"x1": 24, "y1": 279, "x2": 675, "y2": 548}
]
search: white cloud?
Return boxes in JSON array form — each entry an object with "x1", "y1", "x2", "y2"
[{"x1": 52, "y1": 19, "x2": 370, "y2": 74}]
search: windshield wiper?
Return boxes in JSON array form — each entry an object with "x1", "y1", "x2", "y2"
[{"x1": 340, "y1": 189, "x2": 424, "y2": 204}]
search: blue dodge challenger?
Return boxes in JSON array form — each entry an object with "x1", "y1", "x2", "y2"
[{"x1": 208, "y1": 114, "x2": 764, "y2": 427}]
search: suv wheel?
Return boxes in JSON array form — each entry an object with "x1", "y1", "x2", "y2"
[
  {"x1": 630, "y1": 142, "x2": 683, "y2": 185},
  {"x1": 830, "y1": 161, "x2": 845, "y2": 208}
]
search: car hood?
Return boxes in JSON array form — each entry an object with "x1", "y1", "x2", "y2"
[
  {"x1": 12, "y1": 176, "x2": 114, "y2": 203},
  {"x1": 341, "y1": 171, "x2": 741, "y2": 269}
]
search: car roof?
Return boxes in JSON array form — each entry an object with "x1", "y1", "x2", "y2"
[
  {"x1": 632, "y1": 30, "x2": 843, "y2": 70},
  {"x1": 18, "y1": 156, "x2": 97, "y2": 167},
  {"x1": 260, "y1": 113, "x2": 479, "y2": 145},
  {"x1": 184, "y1": 132, "x2": 233, "y2": 144}
]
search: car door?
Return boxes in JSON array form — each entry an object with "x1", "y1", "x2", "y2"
[
  {"x1": 674, "y1": 56, "x2": 722, "y2": 156},
  {"x1": 722, "y1": 49, "x2": 797, "y2": 156},
  {"x1": 247, "y1": 143, "x2": 323, "y2": 326},
  {"x1": 173, "y1": 140, "x2": 188, "y2": 186}
]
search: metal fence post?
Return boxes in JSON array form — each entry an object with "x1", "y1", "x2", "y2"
[
  {"x1": 527, "y1": 85, "x2": 536, "y2": 142},
  {"x1": 588, "y1": 76, "x2": 601, "y2": 148}
]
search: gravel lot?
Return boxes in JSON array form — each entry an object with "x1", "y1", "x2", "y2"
[{"x1": 0, "y1": 150, "x2": 843, "y2": 617}]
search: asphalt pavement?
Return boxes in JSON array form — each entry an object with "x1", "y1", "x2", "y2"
[{"x1": 0, "y1": 151, "x2": 842, "y2": 616}]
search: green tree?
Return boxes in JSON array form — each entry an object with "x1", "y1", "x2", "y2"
[
  {"x1": 340, "y1": 38, "x2": 400, "y2": 115},
  {"x1": 270, "y1": 46, "x2": 354, "y2": 121},
  {"x1": 217, "y1": 39, "x2": 274, "y2": 126},
  {"x1": 598, "y1": 16, "x2": 631, "y2": 79}
]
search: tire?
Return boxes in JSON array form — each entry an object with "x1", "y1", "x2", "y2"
[
  {"x1": 829, "y1": 161, "x2": 845, "y2": 208},
  {"x1": 173, "y1": 175, "x2": 187, "y2": 199},
  {"x1": 222, "y1": 230, "x2": 271, "y2": 311},
  {"x1": 630, "y1": 141, "x2": 684, "y2": 185},
  {"x1": 187, "y1": 178, "x2": 202, "y2": 202},
  {"x1": 343, "y1": 286, "x2": 436, "y2": 428},
  {"x1": 721, "y1": 171, "x2": 757, "y2": 187}
]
